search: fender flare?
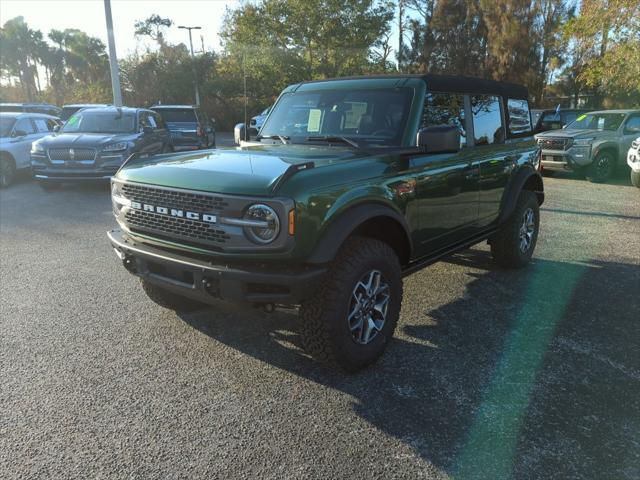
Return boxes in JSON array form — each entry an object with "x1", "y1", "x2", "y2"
[
  {"x1": 593, "y1": 142, "x2": 619, "y2": 161},
  {"x1": 498, "y1": 166, "x2": 544, "y2": 224},
  {"x1": 306, "y1": 202, "x2": 413, "y2": 264}
]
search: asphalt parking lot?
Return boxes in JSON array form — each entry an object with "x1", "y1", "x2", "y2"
[{"x1": 1, "y1": 169, "x2": 639, "y2": 479}]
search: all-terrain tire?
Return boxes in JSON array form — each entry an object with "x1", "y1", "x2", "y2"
[
  {"x1": 0, "y1": 156, "x2": 16, "y2": 188},
  {"x1": 631, "y1": 170, "x2": 640, "y2": 188},
  {"x1": 299, "y1": 237, "x2": 403, "y2": 372},
  {"x1": 490, "y1": 190, "x2": 540, "y2": 269},
  {"x1": 586, "y1": 151, "x2": 615, "y2": 183},
  {"x1": 140, "y1": 278, "x2": 203, "y2": 312}
]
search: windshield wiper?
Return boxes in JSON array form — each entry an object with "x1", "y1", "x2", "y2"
[
  {"x1": 305, "y1": 135, "x2": 362, "y2": 148},
  {"x1": 256, "y1": 134, "x2": 290, "y2": 144}
]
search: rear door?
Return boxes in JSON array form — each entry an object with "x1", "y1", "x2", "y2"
[
  {"x1": 474, "y1": 96, "x2": 534, "y2": 227},
  {"x1": 412, "y1": 92, "x2": 480, "y2": 257},
  {"x1": 10, "y1": 117, "x2": 40, "y2": 169}
]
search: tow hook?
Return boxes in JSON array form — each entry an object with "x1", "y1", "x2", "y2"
[
  {"x1": 254, "y1": 303, "x2": 276, "y2": 313},
  {"x1": 123, "y1": 255, "x2": 136, "y2": 273}
]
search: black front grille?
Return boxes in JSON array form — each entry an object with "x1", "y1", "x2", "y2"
[
  {"x1": 537, "y1": 138, "x2": 571, "y2": 150},
  {"x1": 124, "y1": 209, "x2": 231, "y2": 245},
  {"x1": 48, "y1": 148, "x2": 96, "y2": 161},
  {"x1": 121, "y1": 183, "x2": 229, "y2": 213}
]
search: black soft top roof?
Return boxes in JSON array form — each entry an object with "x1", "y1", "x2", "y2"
[
  {"x1": 422, "y1": 74, "x2": 528, "y2": 100},
  {"x1": 301, "y1": 74, "x2": 529, "y2": 100}
]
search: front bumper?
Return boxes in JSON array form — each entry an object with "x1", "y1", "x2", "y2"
[
  {"x1": 540, "y1": 146, "x2": 592, "y2": 171},
  {"x1": 108, "y1": 229, "x2": 326, "y2": 305},
  {"x1": 31, "y1": 153, "x2": 122, "y2": 181}
]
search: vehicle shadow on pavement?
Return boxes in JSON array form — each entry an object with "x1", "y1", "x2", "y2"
[{"x1": 178, "y1": 250, "x2": 640, "y2": 479}]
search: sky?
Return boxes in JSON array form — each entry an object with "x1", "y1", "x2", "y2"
[{"x1": 0, "y1": 0, "x2": 241, "y2": 55}]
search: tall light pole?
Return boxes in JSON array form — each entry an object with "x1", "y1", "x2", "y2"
[
  {"x1": 103, "y1": 0, "x2": 123, "y2": 106},
  {"x1": 178, "y1": 25, "x2": 201, "y2": 107}
]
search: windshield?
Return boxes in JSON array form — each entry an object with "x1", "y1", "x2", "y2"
[
  {"x1": 260, "y1": 88, "x2": 414, "y2": 146},
  {"x1": 567, "y1": 113, "x2": 625, "y2": 131},
  {"x1": 61, "y1": 111, "x2": 136, "y2": 134},
  {"x1": 154, "y1": 109, "x2": 196, "y2": 123},
  {"x1": 0, "y1": 117, "x2": 16, "y2": 137}
]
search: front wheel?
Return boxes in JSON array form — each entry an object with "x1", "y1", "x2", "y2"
[
  {"x1": 300, "y1": 237, "x2": 403, "y2": 372},
  {"x1": 0, "y1": 157, "x2": 16, "y2": 188},
  {"x1": 586, "y1": 152, "x2": 615, "y2": 183},
  {"x1": 631, "y1": 170, "x2": 640, "y2": 188},
  {"x1": 490, "y1": 190, "x2": 540, "y2": 268}
]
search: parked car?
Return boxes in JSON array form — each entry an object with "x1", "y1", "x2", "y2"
[
  {"x1": 30, "y1": 106, "x2": 172, "y2": 188},
  {"x1": 533, "y1": 108, "x2": 591, "y2": 133},
  {"x1": 0, "y1": 112, "x2": 61, "y2": 187},
  {"x1": 628, "y1": 137, "x2": 640, "y2": 188},
  {"x1": 60, "y1": 104, "x2": 110, "y2": 123},
  {"x1": 535, "y1": 109, "x2": 640, "y2": 182},
  {"x1": 249, "y1": 106, "x2": 272, "y2": 136},
  {"x1": 150, "y1": 105, "x2": 215, "y2": 150},
  {"x1": 108, "y1": 74, "x2": 543, "y2": 372},
  {"x1": 0, "y1": 102, "x2": 62, "y2": 117}
]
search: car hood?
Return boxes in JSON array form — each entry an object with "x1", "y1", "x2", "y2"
[
  {"x1": 37, "y1": 132, "x2": 137, "y2": 148},
  {"x1": 116, "y1": 144, "x2": 370, "y2": 196},
  {"x1": 535, "y1": 129, "x2": 614, "y2": 140}
]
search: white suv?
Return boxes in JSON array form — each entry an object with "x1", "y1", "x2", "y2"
[{"x1": 628, "y1": 137, "x2": 640, "y2": 188}]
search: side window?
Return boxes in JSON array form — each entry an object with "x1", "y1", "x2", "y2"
[
  {"x1": 147, "y1": 113, "x2": 157, "y2": 129},
  {"x1": 506, "y1": 98, "x2": 532, "y2": 136},
  {"x1": 14, "y1": 117, "x2": 36, "y2": 135},
  {"x1": 422, "y1": 92, "x2": 466, "y2": 147},
  {"x1": 624, "y1": 115, "x2": 640, "y2": 134},
  {"x1": 33, "y1": 118, "x2": 50, "y2": 132},
  {"x1": 153, "y1": 113, "x2": 165, "y2": 129},
  {"x1": 471, "y1": 95, "x2": 504, "y2": 145},
  {"x1": 138, "y1": 112, "x2": 151, "y2": 130}
]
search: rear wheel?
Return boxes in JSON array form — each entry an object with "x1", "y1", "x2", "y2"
[
  {"x1": 631, "y1": 170, "x2": 640, "y2": 188},
  {"x1": 586, "y1": 152, "x2": 615, "y2": 183},
  {"x1": 0, "y1": 156, "x2": 16, "y2": 188},
  {"x1": 490, "y1": 190, "x2": 540, "y2": 268},
  {"x1": 140, "y1": 278, "x2": 203, "y2": 312},
  {"x1": 300, "y1": 237, "x2": 403, "y2": 372}
]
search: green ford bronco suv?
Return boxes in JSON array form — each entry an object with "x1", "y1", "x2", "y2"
[{"x1": 109, "y1": 74, "x2": 544, "y2": 371}]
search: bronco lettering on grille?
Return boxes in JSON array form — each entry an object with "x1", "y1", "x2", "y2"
[{"x1": 130, "y1": 201, "x2": 217, "y2": 223}]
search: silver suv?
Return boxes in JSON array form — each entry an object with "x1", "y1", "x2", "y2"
[
  {"x1": 535, "y1": 109, "x2": 640, "y2": 182},
  {"x1": 0, "y1": 112, "x2": 62, "y2": 187}
]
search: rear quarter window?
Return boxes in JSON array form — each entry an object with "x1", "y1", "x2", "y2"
[{"x1": 506, "y1": 98, "x2": 532, "y2": 137}]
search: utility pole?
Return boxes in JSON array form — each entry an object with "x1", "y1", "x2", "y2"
[
  {"x1": 178, "y1": 25, "x2": 201, "y2": 106},
  {"x1": 103, "y1": 0, "x2": 123, "y2": 106},
  {"x1": 398, "y1": 0, "x2": 404, "y2": 72}
]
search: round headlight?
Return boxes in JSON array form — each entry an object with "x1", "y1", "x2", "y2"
[{"x1": 243, "y1": 204, "x2": 280, "y2": 244}]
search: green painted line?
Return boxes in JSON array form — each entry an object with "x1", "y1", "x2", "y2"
[{"x1": 452, "y1": 261, "x2": 585, "y2": 480}]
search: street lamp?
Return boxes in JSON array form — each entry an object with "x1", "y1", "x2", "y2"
[{"x1": 178, "y1": 25, "x2": 202, "y2": 107}]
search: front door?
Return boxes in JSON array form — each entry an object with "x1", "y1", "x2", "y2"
[{"x1": 412, "y1": 150, "x2": 479, "y2": 257}]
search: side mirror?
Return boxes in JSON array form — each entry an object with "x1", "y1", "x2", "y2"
[
  {"x1": 142, "y1": 126, "x2": 154, "y2": 135},
  {"x1": 53, "y1": 125, "x2": 60, "y2": 132},
  {"x1": 625, "y1": 126, "x2": 640, "y2": 134},
  {"x1": 417, "y1": 125, "x2": 461, "y2": 153},
  {"x1": 11, "y1": 129, "x2": 28, "y2": 138}
]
